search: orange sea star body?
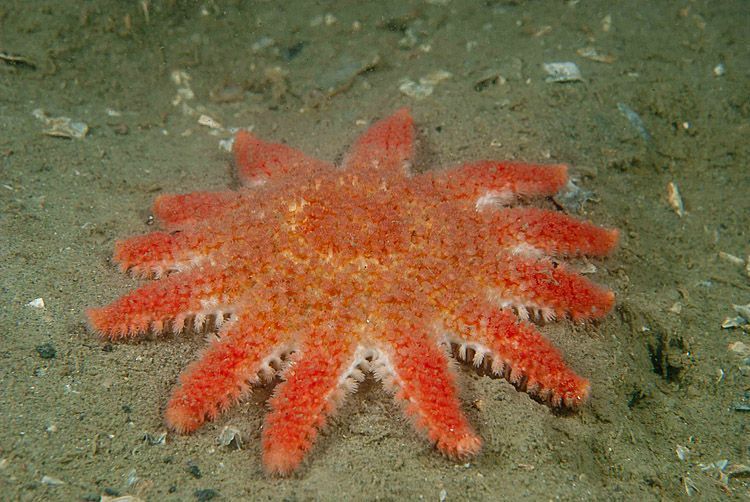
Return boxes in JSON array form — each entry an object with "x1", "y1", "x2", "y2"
[{"x1": 87, "y1": 109, "x2": 618, "y2": 475}]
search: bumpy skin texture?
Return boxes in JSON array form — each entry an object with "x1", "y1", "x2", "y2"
[{"x1": 87, "y1": 108, "x2": 618, "y2": 475}]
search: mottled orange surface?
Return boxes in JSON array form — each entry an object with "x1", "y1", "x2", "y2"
[{"x1": 87, "y1": 109, "x2": 618, "y2": 475}]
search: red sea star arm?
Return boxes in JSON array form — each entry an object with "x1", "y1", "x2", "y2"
[
  {"x1": 261, "y1": 334, "x2": 356, "y2": 475},
  {"x1": 112, "y1": 230, "x2": 212, "y2": 277},
  {"x1": 341, "y1": 108, "x2": 414, "y2": 173},
  {"x1": 486, "y1": 254, "x2": 615, "y2": 321},
  {"x1": 112, "y1": 214, "x2": 271, "y2": 277},
  {"x1": 423, "y1": 161, "x2": 568, "y2": 203},
  {"x1": 152, "y1": 191, "x2": 244, "y2": 229},
  {"x1": 453, "y1": 302, "x2": 590, "y2": 408},
  {"x1": 233, "y1": 130, "x2": 333, "y2": 186},
  {"x1": 165, "y1": 313, "x2": 290, "y2": 433},
  {"x1": 488, "y1": 207, "x2": 619, "y2": 257},
  {"x1": 378, "y1": 327, "x2": 481, "y2": 460},
  {"x1": 86, "y1": 265, "x2": 248, "y2": 339}
]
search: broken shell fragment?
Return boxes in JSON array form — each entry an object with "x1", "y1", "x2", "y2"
[
  {"x1": 474, "y1": 70, "x2": 506, "y2": 92},
  {"x1": 667, "y1": 181, "x2": 686, "y2": 217},
  {"x1": 399, "y1": 70, "x2": 452, "y2": 99},
  {"x1": 725, "y1": 463, "x2": 750, "y2": 478},
  {"x1": 217, "y1": 425, "x2": 242, "y2": 449},
  {"x1": 101, "y1": 495, "x2": 145, "y2": 502},
  {"x1": 722, "y1": 316, "x2": 747, "y2": 329},
  {"x1": 617, "y1": 102, "x2": 652, "y2": 142},
  {"x1": 682, "y1": 476, "x2": 697, "y2": 496},
  {"x1": 143, "y1": 431, "x2": 167, "y2": 445},
  {"x1": 576, "y1": 47, "x2": 616, "y2": 64},
  {"x1": 543, "y1": 62, "x2": 582, "y2": 83},
  {"x1": 32, "y1": 109, "x2": 89, "y2": 139},
  {"x1": 0, "y1": 51, "x2": 37, "y2": 69},
  {"x1": 26, "y1": 297, "x2": 45, "y2": 309},
  {"x1": 198, "y1": 114, "x2": 223, "y2": 130},
  {"x1": 733, "y1": 303, "x2": 750, "y2": 320},
  {"x1": 718, "y1": 251, "x2": 744, "y2": 266},
  {"x1": 722, "y1": 304, "x2": 750, "y2": 330},
  {"x1": 728, "y1": 341, "x2": 750, "y2": 358},
  {"x1": 41, "y1": 475, "x2": 65, "y2": 486},
  {"x1": 676, "y1": 444, "x2": 690, "y2": 461}
]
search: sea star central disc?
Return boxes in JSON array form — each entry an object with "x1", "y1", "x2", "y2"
[{"x1": 88, "y1": 109, "x2": 618, "y2": 475}]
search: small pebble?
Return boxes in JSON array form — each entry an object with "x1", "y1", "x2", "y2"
[
  {"x1": 194, "y1": 489, "x2": 219, "y2": 501},
  {"x1": 187, "y1": 462, "x2": 202, "y2": 479},
  {"x1": 36, "y1": 342, "x2": 56, "y2": 359}
]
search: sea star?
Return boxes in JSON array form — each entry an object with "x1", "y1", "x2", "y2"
[{"x1": 87, "y1": 108, "x2": 618, "y2": 475}]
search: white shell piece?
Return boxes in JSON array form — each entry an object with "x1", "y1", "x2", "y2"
[
  {"x1": 26, "y1": 298, "x2": 45, "y2": 309},
  {"x1": 543, "y1": 62, "x2": 582, "y2": 83}
]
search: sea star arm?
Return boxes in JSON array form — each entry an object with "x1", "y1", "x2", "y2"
[
  {"x1": 341, "y1": 108, "x2": 414, "y2": 174},
  {"x1": 233, "y1": 130, "x2": 333, "y2": 186},
  {"x1": 486, "y1": 254, "x2": 615, "y2": 321},
  {"x1": 488, "y1": 207, "x2": 619, "y2": 257},
  {"x1": 86, "y1": 265, "x2": 248, "y2": 339},
  {"x1": 261, "y1": 333, "x2": 357, "y2": 475},
  {"x1": 152, "y1": 191, "x2": 245, "y2": 229},
  {"x1": 451, "y1": 301, "x2": 590, "y2": 408},
  {"x1": 112, "y1": 215, "x2": 271, "y2": 277},
  {"x1": 376, "y1": 327, "x2": 481, "y2": 460},
  {"x1": 165, "y1": 313, "x2": 290, "y2": 433},
  {"x1": 112, "y1": 230, "x2": 214, "y2": 277},
  {"x1": 423, "y1": 161, "x2": 568, "y2": 203}
]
